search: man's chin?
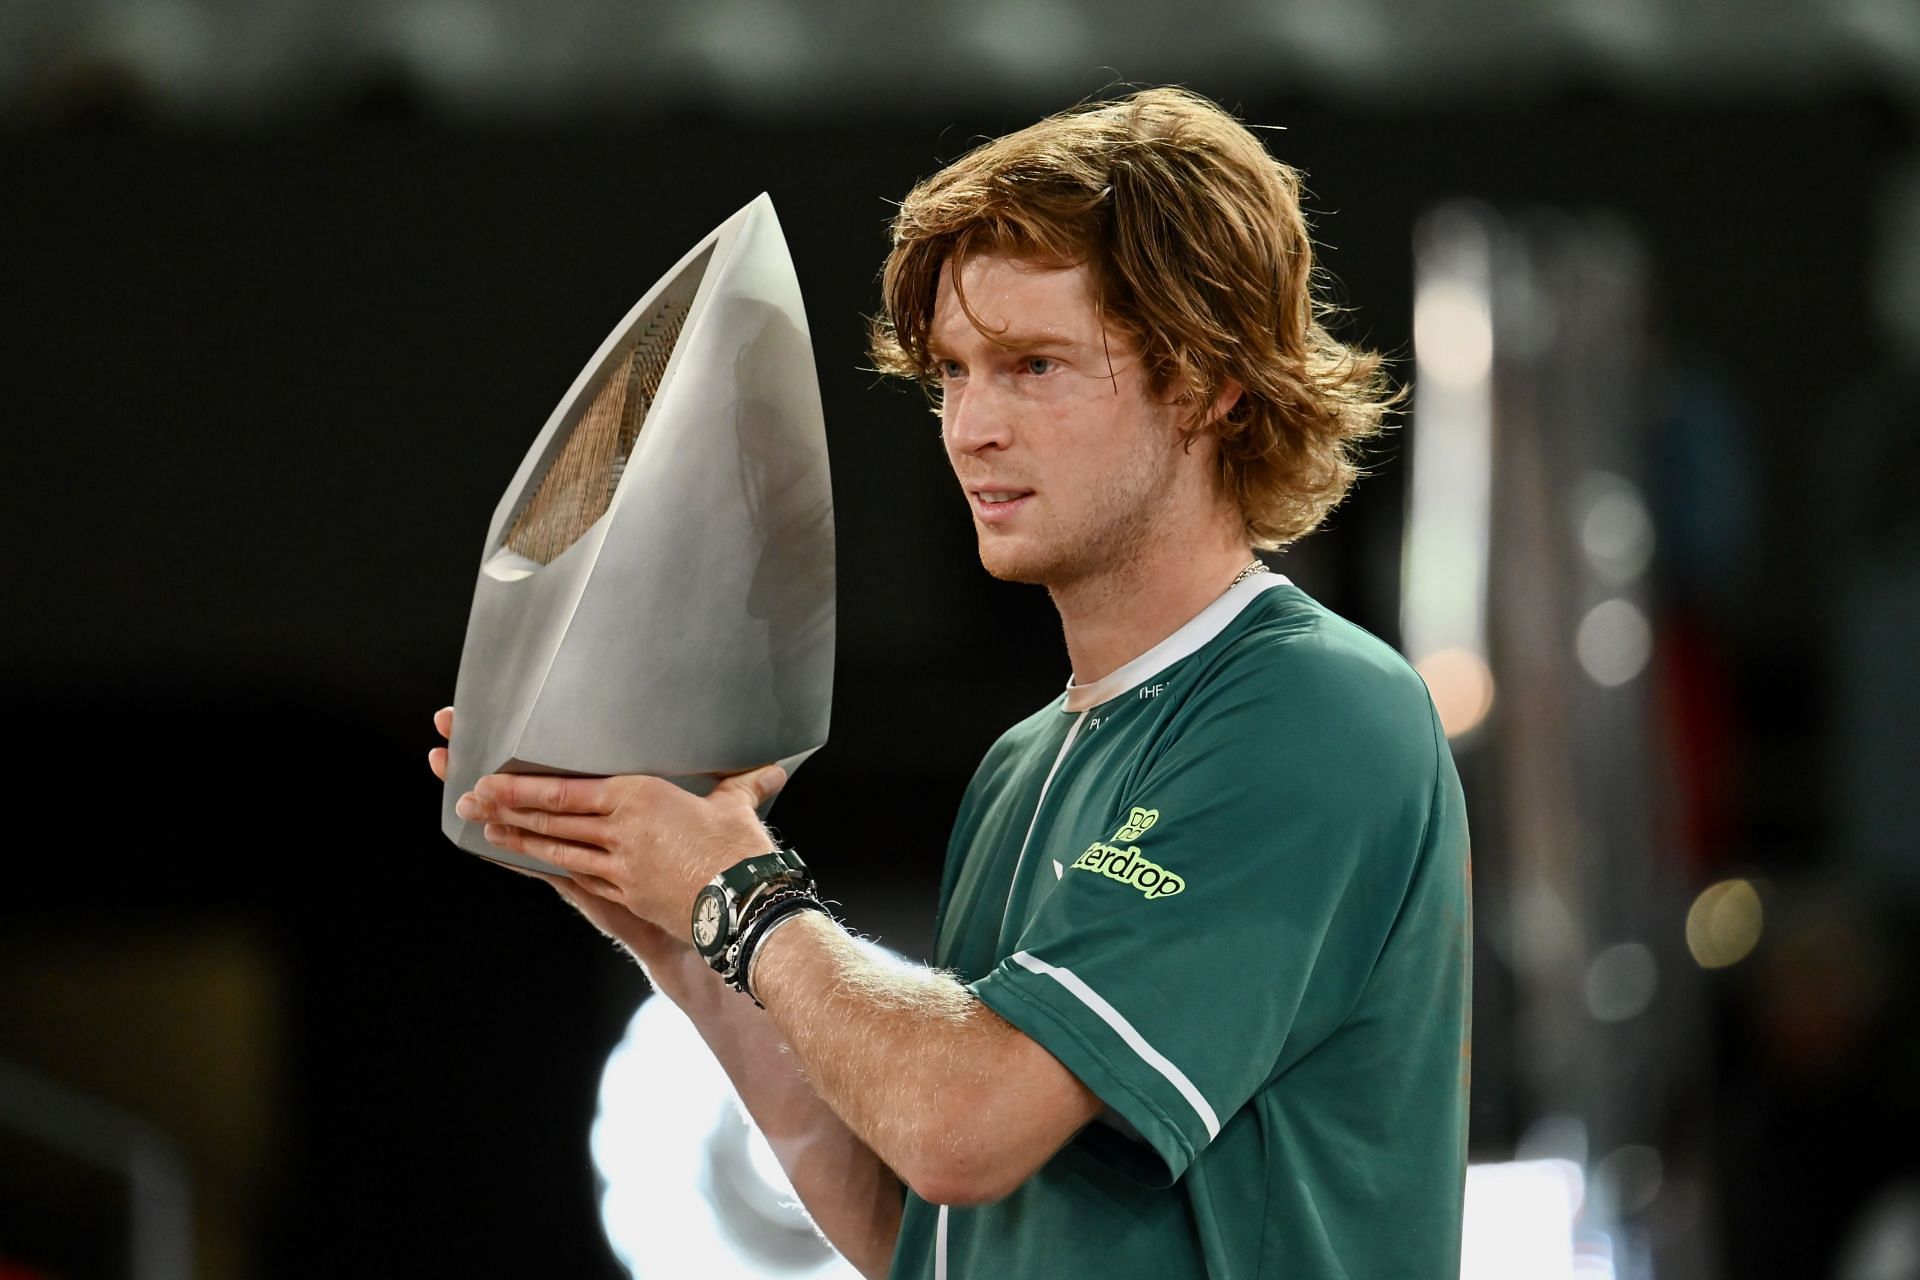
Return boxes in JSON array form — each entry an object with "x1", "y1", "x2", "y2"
[
  {"x1": 975, "y1": 541, "x2": 1042, "y2": 585},
  {"x1": 976, "y1": 539, "x2": 1070, "y2": 588}
]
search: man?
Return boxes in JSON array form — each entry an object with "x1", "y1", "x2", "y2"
[{"x1": 431, "y1": 87, "x2": 1471, "y2": 1279}]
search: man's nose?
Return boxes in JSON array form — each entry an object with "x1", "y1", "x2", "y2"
[{"x1": 941, "y1": 381, "x2": 1012, "y2": 453}]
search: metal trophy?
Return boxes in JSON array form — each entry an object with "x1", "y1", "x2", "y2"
[{"x1": 441, "y1": 193, "x2": 835, "y2": 875}]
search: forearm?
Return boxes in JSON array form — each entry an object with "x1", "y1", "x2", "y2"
[
  {"x1": 747, "y1": 910, "x2": 1092, "y2": 1206},
  {"x1": 650, "y1": 946, "x2": 904, "y2": 1277}
]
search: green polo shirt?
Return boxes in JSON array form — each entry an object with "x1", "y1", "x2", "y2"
[{"x1": 888, "y1": 575, "x2": 1471, "y2": 1280}]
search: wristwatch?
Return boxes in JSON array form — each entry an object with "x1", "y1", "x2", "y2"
[{"x1": 691, "y1": 848, "x2": 814, "y2": 971}]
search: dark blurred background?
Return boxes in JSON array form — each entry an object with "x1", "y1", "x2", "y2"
[{"x1": 2, "y1": 2, "x2": 1918, "y2": 1278}]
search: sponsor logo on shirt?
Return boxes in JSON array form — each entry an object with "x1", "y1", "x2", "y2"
[
  {"x1": 1114, "y1": 807, "x2": 1158, "y2": 841},
  {"x1": 1069, "y1": 808, "x2": 1185, "y2": 899}
]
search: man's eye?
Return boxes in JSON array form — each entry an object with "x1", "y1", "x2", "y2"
[
  {"x1": 936, "y1": 360, "x2": 965, "y2": 381},
  {"x1": 1024, "y1": 357, "x2": 1053, "y2": 375}
]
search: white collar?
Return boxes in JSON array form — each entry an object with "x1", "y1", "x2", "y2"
[{"x1": 1060, "y1": 574, "x2": 1293, "y2": 712}]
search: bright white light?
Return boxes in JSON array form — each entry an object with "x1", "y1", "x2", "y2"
[
  {"x1": 745, "y1": 1125, "x2": 792, "y2": 1201},
  {"x1": 1414, "y1": 280, "x2": 1495, "y2": 391},
  {"x1": 1404, "y1": 216, "x2": 1496, "y2": 681},
  {"x1": 1575, "y1": 598, "x2": 1652, "y2": 687},
  {"x1": 592, "y1": 991, "x2": 858, "y2": 1280},
  {"x1": 1461, "y1": 1159, "x2": 1585, "y2": 1280},
  {"x1": 1583, "y1": 943, "x2": 1658, "y2": 1022},
  {"x1": 1572, "y1": 1251, "x2": 1619, "y2": 1280}
]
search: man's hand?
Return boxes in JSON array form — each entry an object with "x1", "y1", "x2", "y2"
[
  {"x1": 429, "y1": 707, "x2": 709, "y2": 981},
  {"x1": 429, "y1": 710, "x2": 904, "y2": 1273},
  {"x1": 426, "y1": 705, "x2": 456, "y2": 782},
  {"x1": 432, "y1": 707, "x2": 786, "y2": 941}
]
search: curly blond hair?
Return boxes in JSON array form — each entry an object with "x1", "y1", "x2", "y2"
[{"x1": 870, "y1": 87, "x2": 1397, "y2": 549}]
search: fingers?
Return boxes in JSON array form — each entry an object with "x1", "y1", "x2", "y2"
[
  {"x1": 567, "y1": 868, "x2": 625, "y2": 899},
  {"x1": 461, "y1": 796, "x2": 610, "y2": 849},
  {"x1": 474, "y1": 772, "x2": 613, "y2": 815},
  {"x1": 481, "y1": 820, "x2": 609, "y2": 878},
  {"x1": 458, "y1": 787, "x2": 615, "y2": 864},
  {"x1": 429, "y1": 707, "x2": 454, "y2": 780},
  {"x1": 713, "y1": 763, "x2": 788, "y2": 810}
]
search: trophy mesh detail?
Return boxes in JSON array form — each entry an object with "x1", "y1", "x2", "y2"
[{"x1": 505, "y1": 300, "x2": 689, "y2": 564}]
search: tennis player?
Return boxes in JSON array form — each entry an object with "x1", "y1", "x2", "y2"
[{"x1": 433, "y1": 87, "x2": 1470, "y2": 1280}]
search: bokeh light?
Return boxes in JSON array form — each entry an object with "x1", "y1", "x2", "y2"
[
  {"x1": 1416, "y1": 647, "x2": 1497, "y2": 739},
  {"x1": 1415, "y1": 279, "x2": 1495, "y2": 390},
  {"x1": 1592, "y1": 1144, "x2": 1664, "y2": 1218},
  {"x1": 1575, "y1": 598, "x2": 1652, "y2": 687},
  {"x1": 1583, "y1": 942, "x2": 1658, "y2": 1022},
  {"x1": 1686, "y1": 878, "x2": 1764, "y2": 969},
  {"x1": 592, "y1": 991, "x2": 857, "y2": 1280},
  {"x1": 1573, "y1": 472, "x2": 1656, "y2": 586}
]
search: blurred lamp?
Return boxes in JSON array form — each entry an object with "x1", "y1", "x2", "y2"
[
  {"x1": 591, "y1": 984, "x2": 859, "y2": 1279},
  {"x1": 1405, "y1": 205, "x2": 1498, "y2": 740},
  {"x1": 590, "y1": 943, "x2": 924, "y2": 1278},
  {"x1": 1461, "y1": 1159, "x2": 1597, "y2": 1280}
]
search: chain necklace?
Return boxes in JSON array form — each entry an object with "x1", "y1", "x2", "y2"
[{"x1": 1230, "y1": 558, "x2": 1270, "y2": 587}]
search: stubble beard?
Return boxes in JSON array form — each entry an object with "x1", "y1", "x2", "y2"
[{"x1": 976, "y1": 441, "x2": 1182, "y2": 602}]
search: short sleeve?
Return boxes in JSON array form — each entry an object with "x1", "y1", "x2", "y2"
[{"x1": 969, "y1": 637, "x2": 1446, "y2": 1183}]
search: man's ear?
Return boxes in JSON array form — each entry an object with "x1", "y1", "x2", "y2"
[
  {"x1": 1176, "y1": 378, "x2": 1243, "y2": 451},
  {"x1": 1206, "y1": 379, "x2": 1244, "y2": 427},
  {"x1": 1174, "y1": 377, "x2": 1243, "y2": 425}
]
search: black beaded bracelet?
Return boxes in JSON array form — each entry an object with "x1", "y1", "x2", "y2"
[{"x1": 728, "y1": 890, "x2": 830, "y2": 1008}]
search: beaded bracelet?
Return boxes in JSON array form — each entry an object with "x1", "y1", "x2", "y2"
[{"x1": 727, "y1": 889, "x2": 831, "y2": 1008}]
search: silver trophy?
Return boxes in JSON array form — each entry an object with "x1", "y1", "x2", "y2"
[{"x1": 441, "y1": 194, "x2": 835, "y2": 874}]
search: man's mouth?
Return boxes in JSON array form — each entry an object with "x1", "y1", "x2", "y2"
[{"x1": 970, "y1": 489, "x2": 1034, "y2": 522}]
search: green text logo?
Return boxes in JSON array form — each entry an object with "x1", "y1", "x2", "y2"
[{"x1": 1069, "y1": 840, "x2": 1185, "y2": 899}]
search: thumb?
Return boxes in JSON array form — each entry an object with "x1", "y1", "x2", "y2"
[{"x1": 714, "y1": 762, "x2": 788, "y2": 810}]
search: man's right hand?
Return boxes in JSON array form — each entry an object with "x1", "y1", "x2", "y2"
[
  {"x1": 429, "y1": 707, "x2": 702, "y2": 989},
  {"x1": 430, "y1": 711, "x2": 899, "y2": 1275}
]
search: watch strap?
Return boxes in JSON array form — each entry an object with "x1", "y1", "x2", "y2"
[
  {"x1": 718, "y1": 848, "x2": 812, "y2": 898},
  {"x1": 696, "y1": 848, "x2": 814, "y2": 972}
]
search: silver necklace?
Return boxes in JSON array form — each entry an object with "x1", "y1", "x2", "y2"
[{"x1": 1230, "y1": 558, "x2": 1270, "y2": 587}]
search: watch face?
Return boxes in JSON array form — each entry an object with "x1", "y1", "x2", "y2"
[{"x1": 692, "y1": 888, "x2": 725, "y2": 952}]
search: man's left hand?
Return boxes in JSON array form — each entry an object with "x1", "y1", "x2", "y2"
[{"x1": 453, "y1": 765, "x2": 787, "y2": 941}]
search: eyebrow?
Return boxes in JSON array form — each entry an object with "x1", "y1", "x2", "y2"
[{"x1": 927, "y1": 328, "x2": 1086, "y2": 357}]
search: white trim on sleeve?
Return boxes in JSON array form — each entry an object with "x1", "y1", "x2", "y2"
[{"x1": 1009, "y1": 950, "x2": 1222, "y2": 1140}]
